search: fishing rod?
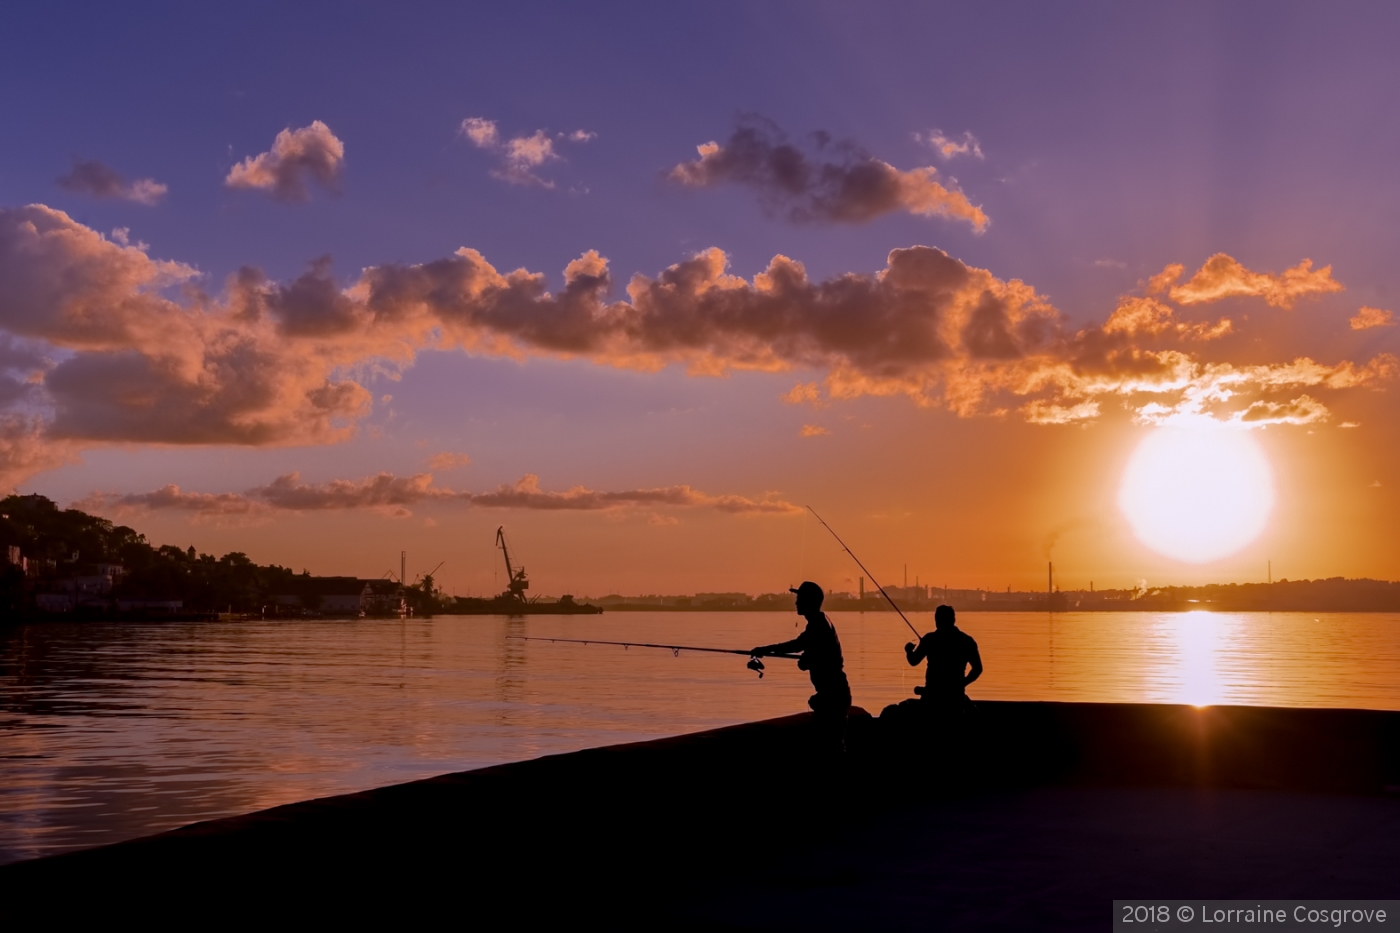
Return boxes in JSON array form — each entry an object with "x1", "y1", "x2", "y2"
[
  {"x1": 508, "y1": 635, "x2": 798, "y2": 677},
  {"x1": 806, "y1": 506, "x2": 922, "y2": 639}
]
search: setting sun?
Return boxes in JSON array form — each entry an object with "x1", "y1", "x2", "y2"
[{"x1": 1118, "y1": 428, "x2": 1274, "y2": 563}]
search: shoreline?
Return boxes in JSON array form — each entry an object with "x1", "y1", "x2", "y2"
[
  {"x1": 2, "y1": 701, "x2": 1397, "y2": 926},
  {"x1": 8, "y1": 605, "x2": 1400, "y2": 627}
]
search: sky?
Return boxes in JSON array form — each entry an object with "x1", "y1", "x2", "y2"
[{"x1": 2, "y1": 1, "x2": 1399, "y2": 597}]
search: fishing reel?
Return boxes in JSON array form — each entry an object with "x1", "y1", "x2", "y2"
[{"x1": 746, "y1": 656, "x2": 766, "y2": 678}]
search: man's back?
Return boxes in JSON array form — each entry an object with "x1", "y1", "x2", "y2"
[{"x1": 912, "y1": 626, "x2": 979, "y2": 698}]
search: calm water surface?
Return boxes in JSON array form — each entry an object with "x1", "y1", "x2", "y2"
[{"x1": 3, "y1": 610, "x2": 1399, "y2": 864}]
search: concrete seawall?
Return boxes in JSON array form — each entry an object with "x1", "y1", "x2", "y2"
[{"x1": 3, "y1": 702, "x2": 1398, "y2": 927}]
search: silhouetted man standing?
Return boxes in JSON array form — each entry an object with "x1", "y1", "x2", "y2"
[
  {"x1": 906, "y1": 604, "x2": 982, "y2": 709},
  {"x1": 753, "y1": 582, "x2": 851, "y2": 738}
]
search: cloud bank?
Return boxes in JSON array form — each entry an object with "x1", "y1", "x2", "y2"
[
  {"x1": 79, "y1": 471, "x2": 800, "y2": 519},
  {"x1": 57, "y1": 159, "x2": 167, "y2": 205},
  {"x1": 226, "y1": 121, "x2": 345, "y2": 201},
  {"x1": 669, "y1": 117, "x2": 988, "y2": 230},
  {"x1": 0, "y1": 203, "x2": 1391, "y2": 487}
]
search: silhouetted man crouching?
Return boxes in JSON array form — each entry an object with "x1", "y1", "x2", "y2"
[{"x1": 753, "y1": 581, "x2": 851, "y2": 750}]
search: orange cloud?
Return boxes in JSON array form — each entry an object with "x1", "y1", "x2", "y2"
[
  {"x1": 1165, "y1": 254, "x2": 1342, "y2": 308},
  {"x1": 669, "y1": 117, "x2": 988, "y2": 230},
  {"x1": 0, "y1": 205, "x2": 368, "y2": 453},
  {"x1": 781, "y1": 382, "x2": 823, "y2": 406},
  {"x1": 75, "y1": 483, "x2": 263, "y2": 516},
  {"x1": 425, "y1": 451, "x2": 472, "y2": 470},
  {"x1": 1125, "y1": 356, "x2": 1397, "y2": 428},
  {"x1": 1350, "y1": 306, "x2": 1394, "y2": 330},
  {"x1": 0, "y1": 415, "x2": 76, "y2": 491},
  {"x1": 1103, "y1": 297, "x2": 1232, "y2": 341},
  {"x1": 57, "y1": 159, "x2": 167, "y2": 205},
  {"x1": 799, "y1": 424, "x2": 829, "y2": 437},
  {"x1": 1234, "y1": 394, "x2": 1331, "y2": 426},
  {"x1": 79, "y1": 471, "x2": 801, "y2": 517},
  {"x1": 226, "y1": 121, "x2": 345, "y2": 202},
  {"x1": 1023, "y1": 399, "x2": 1100, "y2": 425}
]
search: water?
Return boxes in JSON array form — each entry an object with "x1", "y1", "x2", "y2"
[{"x1": 3, "y1": 610, "x2": 1399, "y2": 864}]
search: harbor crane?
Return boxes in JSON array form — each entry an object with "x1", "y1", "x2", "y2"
[{"x1": 496, "y1": 526, "x2": 530, "y2": 603}]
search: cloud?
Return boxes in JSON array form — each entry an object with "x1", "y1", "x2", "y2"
[
  {"x1": 0, "y1": 204, "x2": 369, "y2": 453},
  {"x1": 0, "y1": 337, "x2": 50, "y2": 409},
  {"x1": 460, "y1": 117, "x2": 593, "y2": 187},
  {"x1": 252, "y1": 471, "x2": 443, "y2": 510},
  {"x1": 1103, "y1": 297, "x2": 1232, "y2": 341},
  {"x1": 0, "y1": 206, "x2": 1392, "y2": 486},
  {"x1": 915, "y1": 130, "x2": 983, "y2": 160},
  {"x1": 460, "y1": 117, "x2": 499, "y2": 149},
  {"x1": 1233, "y1": 394, "x2": 1331, "y2": 426},
  {"x1": 1156, "y1": 255, "x2": 1343, "y2": 308},
  {"x1": 1127, "y1": 357, "x2": 1396, "y2": 428},
  {"x1": 669, "y1": 117, "x2": 988, "y2": 230},
  {"x1": 1023, "y1": 399, "x2": 1100, "y2": 425},
  {"x1": 79, "y1": 470, "x2": 801, "y2": 518},
  {"x1": 781, "y1": 382, "x2": 823, "y2": 407},
  {"x1": 799, "y1": 424, "x2": 829, "y2": 437},
  {"x1": 225, "y1": 121, "x2": 345, "y2": 202},
  {"x1": 1350, "y1": 306, "x2": 1394, "y2": 330},
  {"x1": 465, "y1": 473, "x2": 799, "y2": 513},
  {"x1": 76, "y1": 483, "x2": 262, "y2": 516},
  {"x1": 57, "y1": 159, "x2": 167, "y2": 205},
  {"x1": 0, "y1": 415, "x2": 77, "y2": 491},
  {"x1": 425, "y1": 451, "x2": 472, "y2": 470}
]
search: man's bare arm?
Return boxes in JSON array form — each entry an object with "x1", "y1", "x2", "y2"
[
  {"x1": 753, "y1": 633, "x2": 805, "y2": 657},
  {"x1": 965, "y1": 643, "x2": 983, "y2": 686}
]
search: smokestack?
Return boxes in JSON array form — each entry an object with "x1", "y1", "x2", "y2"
[
  {"x1": 1048, "y1": 561, "x2": 1053, "y2": 609},
  {"x1": 859, "y1": 576, "x2": 865, "y2": 600},
  {"x1": 401, "y1": 550, "x2": 406, "y2": 585},
  {"x1": 904, "y1": 564, "x2": 907, "y2": 588}
]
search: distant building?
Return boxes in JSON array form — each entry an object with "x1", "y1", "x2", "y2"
[
  {"x1": 57, "y1": 575, "x2": 116, "y2": 597},
  {"x1": 36, "y1": 593, "x2": 75, "y2": 612},
  {"x1": 884, "y1": 585, "x2": 929, "y2": 603},
  {"x1": 363, "y1": 580, "x2": 407, "y2": 616},
  {"x1": 116, "y1": 599, "x2": 184, "y2": 614},
  {"x1": 694, "y1": 592, "x2": 751, "y2": 608},
  {"x1": 271, "y1": 578, "x2": 406, "y2": 616}
]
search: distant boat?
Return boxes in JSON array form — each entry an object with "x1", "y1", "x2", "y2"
[{"x1": 439, "y1": 527, "x2": 603, "y2": 616}]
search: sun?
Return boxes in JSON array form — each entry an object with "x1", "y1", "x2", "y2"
[{"x1": 1118, "y1": 427, "x2": 1274, "y2": 563}]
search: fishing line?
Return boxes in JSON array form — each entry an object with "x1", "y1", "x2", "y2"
[
  {"x1": 799, "y1": 507, "x2": 808, "y2": 581},
  {"x1": 510, "y1": 634, "x2": 796, "y2": 657},
  {"x1": 806, "y1": 506, "x2": 921, "y2": 639}
]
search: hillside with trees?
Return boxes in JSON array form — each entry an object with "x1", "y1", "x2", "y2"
[{"x1": 0, "y1": 494, "x2": 441, "y2": 617}]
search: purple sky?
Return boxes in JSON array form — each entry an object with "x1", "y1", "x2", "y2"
[{"x1": 3, "y1": 2, "x2": 1398, "y2": 594}]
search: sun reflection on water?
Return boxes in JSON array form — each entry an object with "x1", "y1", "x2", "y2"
[{"x1": 1153, "y1": 610, "x2": 1228, "y2": 706}]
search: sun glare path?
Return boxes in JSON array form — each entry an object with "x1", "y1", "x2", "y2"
[
  {"x1": 1161, "y1": 611, "x2": 1227, "y2": 707},
  {"x1": 1118, "y1": 427, "x2": 1274, "y2": 563}
]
